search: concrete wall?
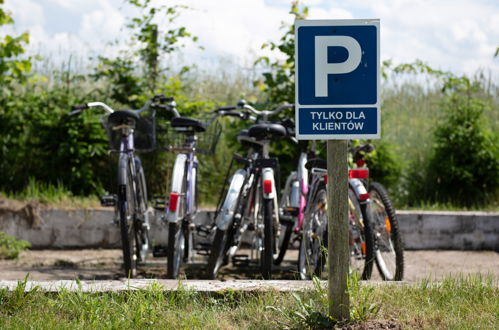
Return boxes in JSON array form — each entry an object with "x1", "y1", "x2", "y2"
[
  {"x1": 397, "y1": 211, "x2": 498, "y2": 251},
  {"x1": 0, "y1": 206, "x2": 497, "y2": 250}
]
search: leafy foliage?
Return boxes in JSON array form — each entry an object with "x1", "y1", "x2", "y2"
[
  {"x1": 391, "y1": 63, "x2": 499, "y2": 207},
  {"x1": 255, "y1": 1, "x2": 307, "y2": 105},
  {"x1": 0, "y1": 232, "x2": 31, "y2": 259},
  {"x1": 423, "y1": 78, "x2": 498, "y2": 207},
  {"x1": 0, "y1": 0, "x2": 31, "y2": 90}
]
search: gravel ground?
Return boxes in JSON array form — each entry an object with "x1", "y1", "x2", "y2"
[{"x1": 1, "y1": 249, "x2": 497, "y2": 282}]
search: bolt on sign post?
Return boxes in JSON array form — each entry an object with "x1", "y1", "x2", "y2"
[{"x1": 295, "y1": 19, "x2": 380, "y2": 321}]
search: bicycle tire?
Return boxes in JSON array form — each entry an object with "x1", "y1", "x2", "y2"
[
  {"x1": 348, "y1": 188, "x2": 375, "y2": 280},
  {"x1": 134, "y1": 158, "x2": 149, "y2": 264},
  {"x1": 369, "y1": 182, "x2": 404, "y2": 281},
  {"x1": 275, "y1": 175, "x2": 298, "y2": 266},
  {"x1": 166, "y1": 156, "x2": 187, "y2": 279},
  {"x1": 206, "y1": 227, "x2": 229, "y2": 279},
  {"x1": 274, "y1": 223, "x2": 293, "y2": 265},
  {"x1": 298, "y1": 184, "x2": 327, "y2": 280},
  {"x1": 167, "y1": 222, "x2": 185, "y2": 279},
  {"x1": 118, "y1": 156, "x2": 137, "y2": 278},
  {"x1": 261, "y1": 197, "x2": 274, "y2": 279}
]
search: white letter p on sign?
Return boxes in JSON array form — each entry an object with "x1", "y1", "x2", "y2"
[{"x1": 314, "y1": 36, "x2": 361, "y2": 97}]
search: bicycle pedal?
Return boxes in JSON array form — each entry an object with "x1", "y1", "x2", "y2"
[
  {"x1": 100, "y1": 195, "x2": 117, "y2": 207},
  {"x1": 195, "y1": 243, "x2": 212, "y2": 256},
  {"x1": 282, "y1": 207, "x2": 299, "y2": 216},
  {"x1": 232, "y1": 254, "x2": 250, "y2": 267},
  {"x1": 279, "y1": 209, "x2": 297, "y2": 225},
  {"x1": 152, "y1": 245, "x2": 168, "y2": 257},
  {"x1": 196, "y1": 225, "x2": 214, "y2": 237},
  {"x1": 153, "y1": 195, "x2": 168, "y2": 210}
]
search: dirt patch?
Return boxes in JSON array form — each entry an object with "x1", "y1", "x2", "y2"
[{"x1": 0, "y1": 249, "x2": 497, "y2": 281}]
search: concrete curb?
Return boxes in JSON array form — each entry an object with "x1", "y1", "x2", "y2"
[
  {"x1": 0, "y1": 207, "x2": 497, "y2": 250},
  {"x1": 0, "y1": 279, "x2": 407, "y2": 292}
]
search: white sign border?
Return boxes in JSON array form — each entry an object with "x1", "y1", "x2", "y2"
[{"x1": 295, "y1": 19, "x2": 380, "y2": 140}]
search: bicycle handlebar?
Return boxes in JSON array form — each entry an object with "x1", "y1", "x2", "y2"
[
  {"x1": 238, "y1": 100, "x2": 294, "y2": 119},
  {"x1": 70, "y1": 95, "x2": 179, "y2": 117}
]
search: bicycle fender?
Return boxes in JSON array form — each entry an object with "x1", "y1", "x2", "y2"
[
  {"x1": 216, "y1": 168, "x2": 246, "y2": 230},
  {"x1": 262, "y1": 167, "x2": 276, "y2": 199},
  {"x1": 167, "y1": 154, "x2": 187, "y2": 223},
  {"x1": 117, "y1": 153, "x2": 130, "y2": 186},
  {"x1": 349, "y1": 178, "x2": 368, "y2": 201}
]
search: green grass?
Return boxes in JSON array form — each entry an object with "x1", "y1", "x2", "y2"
[
  {"x1": 0, "y1": 275, "x2": 497, "y2": 329},
  {"x1": 0, "y1": 177, "x2": 100, "y2": 209}
]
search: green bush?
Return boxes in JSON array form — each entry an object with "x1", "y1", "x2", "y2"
[
  {"x1": 410, "y1": 78, "x2": 499, "y2": 207},
  {"x1": 364, "y1": 140, "x2": 403, "y2": 192},
  {"x1": 0, "y1": 232, "x2": 31, "y2": 259}
]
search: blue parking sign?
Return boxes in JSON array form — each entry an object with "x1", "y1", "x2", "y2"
[{"x1": 295, "y1": 19, "x2": 380, "y2": 140}]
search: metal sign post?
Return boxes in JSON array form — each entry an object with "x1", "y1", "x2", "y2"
[{"x1": 295, "y1": 19, "x2": 380, "y2": 321}]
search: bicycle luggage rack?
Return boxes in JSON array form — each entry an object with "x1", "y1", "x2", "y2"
[{"x1": 100, "y1": 195, "x2": 117, "y2": 207}]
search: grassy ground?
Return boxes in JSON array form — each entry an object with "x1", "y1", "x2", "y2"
[{"x1": 0, "y1": 275, "x2": 497, "y2": 329}]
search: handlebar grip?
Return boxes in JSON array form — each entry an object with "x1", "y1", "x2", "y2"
[
  {"x1": 216, "y1": 106, "x2": 237, "y2": 111},
  {"x1": 224, "y1": 111, "x2": 244, "y2": 118},
  {"x1": 71, "y1": 104, "x2": 89, "y2": 111},
  {"x1": 153, "y1": 94, "x2": 174, "y2": 103}
]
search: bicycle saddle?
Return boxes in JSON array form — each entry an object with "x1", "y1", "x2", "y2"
[
  {"x1": 247, "y1": 123, "x2": 287, "y2": 141},
  {"x1": 108, "y1": 110, "x2": 140, "y2": 125},
  {"x1": 171, "y1": 117, "x2": 206, "y2": 132},
  {"x1": 237, "y1": 129, "x2": 262, "y2": 148},
  {"x1": 305, "y1": 158, "x2": 327, "y2": 170}
]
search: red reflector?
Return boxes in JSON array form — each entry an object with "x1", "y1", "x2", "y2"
[
  {"x1": 356, "y1": 158, "x2": 365, "y2": 167},
  {"x1": 349, "y1": 169, "x2": 369, "y2": 179},
  {"x1": 323, "y1": 175, "x2": 328, "y2": 185},
  {"x1": 169, "y1": 192, "x2": 179, "y2": 212},
  {"x1": 359, "y1": 193, "x2": 370, "y2": 201},
  {"x1": 263, "y1": 179, "x2": 273, "y2": 194}
]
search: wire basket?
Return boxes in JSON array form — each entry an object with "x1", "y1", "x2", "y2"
[
  {"x1": 156, "y1": 118, "x2": 222, "y2": 155},
  {"x1": 101, "y1": 109, "x2": 156, "y2": 152}
]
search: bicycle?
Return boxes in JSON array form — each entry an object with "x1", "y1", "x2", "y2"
[
  {"x1": 297, "y1": 157, "x2": 376, "y2": 280},
  {"x1": 206, "y1": 101, "x2": 294, "y2": 280},
  {"x1": 350, "y1": 143, "x2": 404, "y2": 281},
  {"x1": 155, "y1": 99, "x2": 222, "y2": 279},
  {"x1": 70, "y1": 95, "x2": 170, "y2": 277}
]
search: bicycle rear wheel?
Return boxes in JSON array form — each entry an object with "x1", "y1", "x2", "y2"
[
  {"x1": 261, "y1": 197, "x2": 274, "y2": 279},
  {"x1": 369, "y1": 182, "x2": 404, "y2": 281},
  {"x1": 134, "y1": 157, "x2": 150, "y2": 264},
  {"x1": 167, "y1": 222, "x2": 185, "y2": 279},
  {"x1": 118, "y1": 156, "x2": 137, "y2": 278},
  {"x1": 166, "y1": 157, "x2": 187, "y2": 279}
]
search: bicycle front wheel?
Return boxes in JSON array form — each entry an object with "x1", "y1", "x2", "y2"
[
  {"x1": 348, "y1": 188, "x2": 375, "y2": 280},
  {"x1": 298, "y1": 185, "x2": 327, "y2": 280},
  {"x1": 369, "y1": 182, "x2": 404, "y2": 281}
]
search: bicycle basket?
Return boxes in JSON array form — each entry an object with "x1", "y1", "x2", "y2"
[
  {"x1": 101, "y1": 108, "x2": 156, "y2": 152},
  {"x1": 156, "y1": 118, "x2": 222, "y2": 155}
]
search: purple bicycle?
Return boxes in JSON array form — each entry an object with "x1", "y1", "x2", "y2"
[{"x1": 70, "y1": 95, "x2": 174, "y2": 277}]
